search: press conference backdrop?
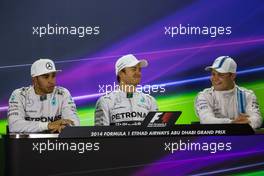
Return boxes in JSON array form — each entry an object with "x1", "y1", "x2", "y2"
[{"x1": 1, "y1": 0, "x2": 264, "y2": 131}]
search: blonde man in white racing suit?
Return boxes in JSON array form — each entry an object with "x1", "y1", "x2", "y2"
[{"x1": 95, "y1": 54, "x2": 158, "y2": 126}]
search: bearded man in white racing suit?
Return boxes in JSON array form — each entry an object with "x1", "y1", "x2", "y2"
[
  {"x1": 8, "y1": 59, "x2": 80, "y2": 133},
  {"x1": 95, "y1": 54, "x2": 158, "y2": 126},
  {"x1": 195, "y1": 56, "x2": 262, "y2": 129}
]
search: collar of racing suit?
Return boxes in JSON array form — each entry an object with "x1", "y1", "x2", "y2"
[
  {"x1": 115, "y1": 89, "x2": 139, "y2": 98},
  {"x1": 30, "y1": 86, "x2": 56, "y2": 101}
]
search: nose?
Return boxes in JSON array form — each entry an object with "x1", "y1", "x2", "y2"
[
  {"x1": 135, "y1": 68, "x2": 141, "y2": 76},
  {"x1": 48, "y1": 76, "x2": 56, "y2": 85},
  {"x1": 135, "y1": 71, "x2": 141, "y2": 78},
  {"x1": 211, "y1": 73, "x2": 219, "y2": 81}
]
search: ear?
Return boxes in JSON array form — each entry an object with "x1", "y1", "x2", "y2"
[
  {"x1": 118, "y1": 69, "x2": 126, "y2": 80},
  {"x1": 231, "y1": 73, "x2": 236, "y2": 80},
  {"x1": 32, "y1": 77, "x2": 37, "y2": 86}
]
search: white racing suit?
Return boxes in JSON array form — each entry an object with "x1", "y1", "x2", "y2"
[
  {"x1": 195, "y1": 85, "x2": 263, "y2": 129},
  {"x1": 95, "y1": 90, "x2": 158, "y2": 126},
  {"x1": 8, "y1": 86, "x2": 80, "y2": 133}
]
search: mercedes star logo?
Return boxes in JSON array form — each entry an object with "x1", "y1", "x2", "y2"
[{"x1": 46, "y1": 62, "x2": 53, "y2": 70}]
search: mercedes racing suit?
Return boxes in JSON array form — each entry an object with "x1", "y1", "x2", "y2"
[
  {"x1": 8, "y1": 86, "x2": 80, "y2": 133},
  {"x1": 95, "y1": 90, "x2": 158, "y2": 126},
  {"x1": 195, "y1": 85, "x2": 263, "y2": 129}
]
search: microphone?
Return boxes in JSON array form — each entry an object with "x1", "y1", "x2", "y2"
[
  {"x1": 40, "y1": 95, "x2": 47, "y2": 101},
  {"x1": 127, "y1": 93, "x2": 133, "y2": 98}
]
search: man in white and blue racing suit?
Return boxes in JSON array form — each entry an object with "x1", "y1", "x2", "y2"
[
  {"x1": 8, "y1": 59, "x2": 80, "y2": 133},
  {"x1": 95, "y1": 54, "x2": 158, "y2": 126},
  {"x1": 195, "y1": 56, "x2": 262, "y2": 129}
]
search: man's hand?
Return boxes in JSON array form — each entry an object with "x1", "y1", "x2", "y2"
[
  {"x1": 232, "y1": 114, "x2": 250, "y2": 124},
  {"x1": 48, "y1": 119, "x2": 74, "y2": 133}
]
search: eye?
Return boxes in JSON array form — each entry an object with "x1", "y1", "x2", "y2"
[{"x1": 52, "y1": 73, "x2": 56, "y2": 78}]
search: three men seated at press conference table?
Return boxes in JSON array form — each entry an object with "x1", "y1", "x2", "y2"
[{"x1": 7, "y1": 55, "x2": 263, "y2": 134}]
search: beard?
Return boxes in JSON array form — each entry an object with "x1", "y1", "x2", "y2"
[{"x1": 45, "y1": 86, "x2": 55, "y2": 93}]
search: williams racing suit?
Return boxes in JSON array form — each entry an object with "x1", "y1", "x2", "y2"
[
  {"x1": 195, "y1": 85, "x2": 263, "y2": 129},
  {"x1": 95, "y1": 90, "x2": 158, "y2": 126},
  {"x1": 8, "y1": 86, "x2": 80, "y2": 133}
]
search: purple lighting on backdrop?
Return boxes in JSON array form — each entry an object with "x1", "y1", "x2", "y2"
[
  {"x1": 57, "y1": 36, "x2": 264, "y2": 97},
  {"x1": 55, "y1": 0, "x2": 264, "y2": 97}
]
